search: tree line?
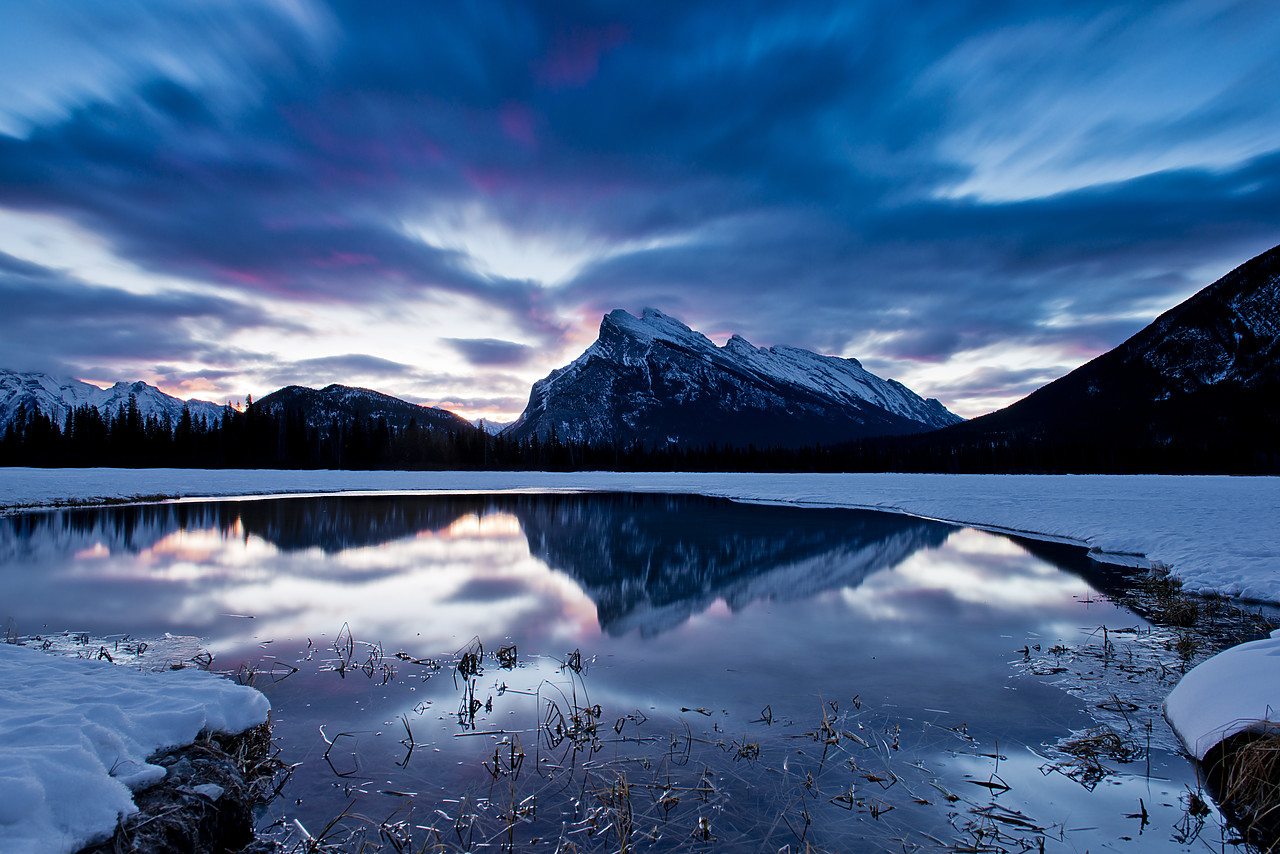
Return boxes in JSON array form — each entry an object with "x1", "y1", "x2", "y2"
[{"x1": 1, "y1": 394, "x2": 1275, "y2": 474}]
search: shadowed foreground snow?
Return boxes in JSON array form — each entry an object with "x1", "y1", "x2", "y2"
[
  {"x1": 2, "y1": 468, "x2": 1277, "y2": 600},
  {"x1": 0, "y1": 643, "x2": 269, "y2": 854}
]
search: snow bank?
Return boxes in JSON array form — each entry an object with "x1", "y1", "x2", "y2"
[
  {"x1": 1164, "y1": 629, "x2": 1280, "y2": 760},
  {"x1": 2, "y1": 469, "x2": 1278, "y2": 602},
  {"x1": 0, "y1": 643, "x2": 269, "y2": 854}
]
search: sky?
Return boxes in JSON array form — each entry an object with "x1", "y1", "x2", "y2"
[{"x1": 2, "y1": 0, "x2": 1279, "y2": 421}]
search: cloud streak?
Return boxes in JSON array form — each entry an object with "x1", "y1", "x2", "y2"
[
  {"x1": 0, "y1": 253, "x2": 293, "y2": 375},
  {"x1": 443, "y1": 338, "x2": 536, "y2": 367}
]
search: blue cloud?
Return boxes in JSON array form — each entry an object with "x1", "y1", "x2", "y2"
[{"x1": 443, "y1": 338, "x2": 536, "y2": 366}]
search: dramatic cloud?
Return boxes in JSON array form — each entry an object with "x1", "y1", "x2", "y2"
[
  {"x1": 443, "y1": 338, "x2": 536, "y2": 367},
  {"x1": 2, "y1": 0, "x2": 1279, "y2": 415},
  {"x1": 285, "y1": 355, "x2": 418, "y2": 382},
  {"x1": 0, "y1": 251, "x2": 293, "y2": 376}
]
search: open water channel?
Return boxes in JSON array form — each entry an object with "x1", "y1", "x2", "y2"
[{"x1": 1, "y1": 492, "x2": 1268, "y2": 852}]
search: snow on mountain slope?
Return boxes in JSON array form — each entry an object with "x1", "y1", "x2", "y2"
[
  {"x1": 505, "y1": 308, "x2": 960, "y2": 447},
  {"x1": 721, "y1": 335, "x2": 961, "y2": 427},
  {"x1": 1115, "y1": 244, "x2": 1280, "y2": 391},
  {"x1": 472, "y1": 418, "x2": 510, "y2": 435},
  {"x1": 0, "y1": 370, "x2": 223, "y2": 430}
]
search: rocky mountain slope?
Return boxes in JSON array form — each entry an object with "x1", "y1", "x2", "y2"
[
  {"x1": 932, "y1": 242, "x2": 1280, "y2": 467},
  {"x1": 504, "y1": 308, "x2": 961, "y2": 448}
]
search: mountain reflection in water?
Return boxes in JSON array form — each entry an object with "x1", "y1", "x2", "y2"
[{"x1": 1, "y1": 493, "x2": 954, "y2": 638}]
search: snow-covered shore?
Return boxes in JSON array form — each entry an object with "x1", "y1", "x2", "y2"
[
  {"x1": 1165, "y1": 628, "x2": 1280, "y2": 760},
  {"x1": 2, "y1": 468, "x2": 1278, "y2": 602},
  {"x1": 0, "y1": 643, "x2": 269, "y2": 854}
]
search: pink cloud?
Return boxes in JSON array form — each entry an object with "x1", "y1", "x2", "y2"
[
  {"x1": 499, "y1": 103, "x2": 538, "y2": 149},
  {"x1": 221, "y1": 268, "x2": 272, "y2": 286},
  {"x1": 308, "y1": 251, "x2": 378, "y2": 269},
  {"x1": 534, "y1": 24, "x2": 628, "y2": 89}
]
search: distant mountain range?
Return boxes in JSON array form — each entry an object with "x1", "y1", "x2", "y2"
[
  {"x1": 503, "y1": 308, "x2": 962, "y2": 448},
  {"x1": 0, "y1": 371, "x2": 224, "y2": 430},
  {"x1": 0, "y1": 311, "x2": 961, "y2": 449},
  {"x1": 471, "y1": 418, "x2": 510, "y2": 436},
  {"x1": 0, "y1": 373, "x2": 476, "y2": 439}
]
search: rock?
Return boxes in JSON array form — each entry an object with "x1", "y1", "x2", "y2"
[{"x1": 75, "y1": 723, "x2": 283, "y2": 854}]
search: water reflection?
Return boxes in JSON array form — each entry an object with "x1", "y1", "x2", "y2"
[
  {"x1": 1, "y1": 493, "x2": 955, "y2": 644},
  {"x1": 515, "y1": 495, "x2": 954, "y2": 635},
  {"x1": 1, "y1": 492, "x2": 1225, "y2": 852}
]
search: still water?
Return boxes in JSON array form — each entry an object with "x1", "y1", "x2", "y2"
[{"x1": 0, "y1": 492, "x2": 1248, "y2": 852}]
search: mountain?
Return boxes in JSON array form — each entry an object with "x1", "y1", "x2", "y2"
[
  {"x1": 471, "y1": 417, "x2": 510, "y2": 436},
  {"x1": 928, "y1": 242, "x2": 1280, "y2": 470},
  {"x1": 503, "y1": 308, "x2": 961, "y2": 448},
  {"x1": 0, "y1": 370, "x2": 223, "y2": 431},
  {"x1": 255, "y1": 384, "x2": 475, "y2": 435}
]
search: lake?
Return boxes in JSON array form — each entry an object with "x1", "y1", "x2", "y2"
[{"x1": 0, "y1": 492, "x2": 1260, "y2": 852}]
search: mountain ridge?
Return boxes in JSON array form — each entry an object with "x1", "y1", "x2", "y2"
[
  {"x1": 910, "y1": 242, "x2": 1280, "y2": 470},
  {"x1": 0, "y1": 374, "x2": 476, "y2": 440},
  {"x1": 504, "y1": 308, "x2": 961, "y2": 448},
  {"x1": 255, "y1": 384, "x2": 475, "y2": 435},
  {"x1": 0, "y1": 370, "x2": 225, "y2": 430}
]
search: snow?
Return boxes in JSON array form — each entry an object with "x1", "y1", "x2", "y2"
[
  {"x1": 722, "y1": 336, "x2": 961, "y2": 427},
  {"x1": 601, "y1": 307, "x2": 716, "y2": 349},
  {"x1": 1164, "y1": 628, "x2": 1280, "y2": 760},
  {"x1": 0, "y1": 370, "x2": 223, "y2": 431},
  {"x1": 0, "y1": 642, "x2": 269, "y2": 854},
  {"x1": 471, "y1": 417, "x2": 511, "y2": 435}
]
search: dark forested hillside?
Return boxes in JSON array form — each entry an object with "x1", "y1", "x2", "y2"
[{"x1": 866, "y1": 242, "x2": 1280, "y2": 473}]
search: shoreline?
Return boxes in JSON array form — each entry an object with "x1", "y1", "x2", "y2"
[{"x1": 2, "y1": 468, "x2": 1278, "y2": 602}]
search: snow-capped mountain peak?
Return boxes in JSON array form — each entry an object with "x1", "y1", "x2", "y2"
[
  {"x1": 505, "y1": 309, "x2": 961, "y2": 447},
  {"x1": 591, "y1": 308, "x2": 720, "y2": 363}
]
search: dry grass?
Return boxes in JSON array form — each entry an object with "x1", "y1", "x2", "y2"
[
  {"x1": 252, "y1": 598, "x2": 1280, "y2": 854},
  {"x1": 1041, "y1": 726, "x2": 1145, "y2": 789},
  {"x1": 1205, "y1": 730, "x2": 1280, "y2": 853}
]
